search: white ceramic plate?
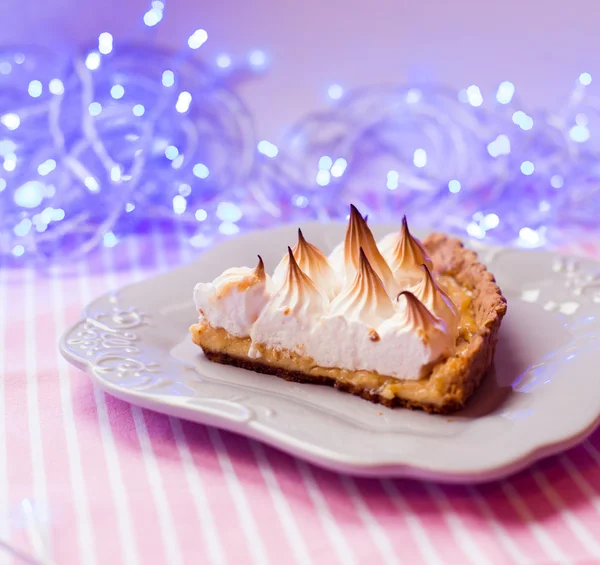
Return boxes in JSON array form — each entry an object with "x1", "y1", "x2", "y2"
[{"x1": 60, "y1": 222, "x2": 600, "y2": 483}]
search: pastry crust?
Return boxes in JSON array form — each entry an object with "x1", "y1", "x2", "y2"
[{"x1": 190, "y1": 234, "x2": 507, "y2": 414}]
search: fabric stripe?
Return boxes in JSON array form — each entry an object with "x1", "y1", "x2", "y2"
[
  {"x1": 425, "y1": 484, "x2": 490, "y2": 565},
  {"x1": 501, "y1": 479, "x2": 568, "y2": 562},
  {"x1": 264, "y1": 450, "x2": 348, "y2": 564},
  {"x1": 339, "y1": 477, "x2": 401, "y2": 565},
  {"x1": 295, "y1": 461, "x2": 357, "y2": 565},
  {"x1": 531, "y1": 466, "x2": 600, "y2": 559},
  {"x1": 466, "y1": 485, "x2": 531, "y2": 565},
  {"x1": 131, "y1": 408, "x2": 184, "y2": 565},
  {"x1": 207, "y1": 429, "x2": 271, "y2": 564},
  {"x1": 169, "y1": 417, "x2": 227, "y2": 565},
  {"x1": 24, "y1": 267, "x2": 50, "y2": 562},
  {"x1": 250, "y1": 442, "x2": 312, "y2": 565},
  {"x1": 50, "y1": 265, "x2": 97, "y2": 565},
  {"x1": 0, "y1": 267, "x2": 10, "y2": 565},
  {"x1": 380, "y1": 479, "x2": 444, "y2": 565}
]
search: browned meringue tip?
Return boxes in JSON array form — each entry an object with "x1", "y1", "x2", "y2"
[
  {"x1": 297, "y1": 228, "x2": 306, "y2": 243},
  {"x1": 255, "y1": 255, "x2": 265, "y2": 280},
  {"x1": 397, "y1": 290, "x2": 427, "y2": 310},
  {"x1": 358, "y1": 247, "x2": 386, "y2": 287},
  {"x1": 287, "y1": 245, "x2": 295, "y2": 262},
  {"x1": 401, "y1": 215, "x2": 410, "y2": 235},
  {"x1": 358, "y1": 246, "x2": 370, "y2": 271}
]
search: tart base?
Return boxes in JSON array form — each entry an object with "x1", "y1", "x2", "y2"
[{"x1": 190, "y1": 234, "x2": 507, "y2": 414}]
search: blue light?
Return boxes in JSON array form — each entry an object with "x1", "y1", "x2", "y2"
[
  {"x1": 12, "y1": 245, "x2": 25, "y2": 257},
  {"x1": 257, "y1": 140, "x2": 278, "y2": 158},
  {"x1": 14, "y1": 181, "x2": 44, "y2": 208},
  {"x1": 172, "y1": 195, "x2": 187, "y2": 214},
  {"x1": 85, "y1": 52, "x2": 101, "y2": 71},
  {"x1": 217, "y1": 202, "x2": 242, "y2": 222},
  {"x1": 88, "y1": 102, "x2": 102, "y2": 116},
  {"x1": 316, "y1": 170, "x2": 331, "y2": 186},
  {"x1": 49, "y1": 79, "x2": 64, "y2": 95},
  {"x1": 179, "y1": 184, "x2": 191, "y2": 197},
  {"x1": 28, "y1": 80, "x2": 42, "y2": 98},
  {"x1": 550, "y1": 175, "x2": 564, "y2": 189},
  {"x1": 520, "y1": 161, "x2": 535, "y2": 175},
  {"x1": 216, "y1": 54, "x2": 231, "y2": 68},
  {"x1": 248, "y1": 50, "x2": 267, "y2": 68},
  {"x1": 1, "y1": 113, "x2": 20, "y2": 130},
  {"x1": 318, "y1": 156, "x2": 332, "y2": 170},
  {"x1": 175, "y1": 92, "x2": 192, "y2": 113},
  {"x1": 406, "y1": 89, "x2": 421, "y2": 104},
  {"x1": 132, "y1": 104, "x2": 145, "y2": 116},
  {"x1": 188, "y1": 29, "x2": 208, "y2": 49},
  {"x1": 37, "y1": 159, "x2": 56, "y2": 176},
  {"x1": 328, "y1": 84, "x2": 344, "y2": 100},
  {"x1": 496, "y1": 81, "x2": 515, "y2": 104},
  {"x1": 413, "y1": 148, "x2": 427, "y2": 168},
  {"x1": 98, "y1": 32, "x2": 113, "y2": 55},
  {"x1": 195, "y1": 209, "x2": 208, "y2": 221},
  {"x1": 103, "y1": 232, "x2": 118, "y2": 247},
  {"x1": 84, "y1": 177, "x2": 100, "y2": 192},
  {"x1": 487, "y1": 134, "x2": 511, "y2": 157},
  {"x1": 448, "y1": 180, "x2": 461, "y2": 193},
  {"x1": 0, "y1": 62, "x2": 11, "y2": 75},
  {"x1": 110, "y1": 85, "x2": 125, "y2": 99},
  {"x1": 512, "y1": 111, "x2": 534, "y2": 130},
  {"x1": 143, "y1": 7, "x2": 163, "y2": 26},
  {"x1": 162, "y1": 70, "x2": 175, "y2": 87},
  {"x1": 165, "y1": 145, "x2": 179, "y2": 160},
  {"x1": 387, "y1": 170, "x2": 399, "y2": 190},
  {"x1": 330, "y1": 158, "x2": 347, "y2": 177},
  {"x1": 193, "y1": 163, "x2": 210, "y2": 178},
  {"x1": 219, "y1": 221, "x2": 240, "y2": 235},
  {"x1": 14, "y1": 219, "x2": 32, "y2": 236},
  {"x1": 579, "y1": 72, "x2": 592, "y2": 86},
  {"x1": 569, "y1": 125, "x2": 590, "y2": 143},
  {"x1": 466, "y1": 85, "x2": 483, "y2": 107}
]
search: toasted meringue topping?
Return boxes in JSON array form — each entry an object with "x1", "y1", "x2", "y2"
[
  {"x1": 255, "y1": 255, "x2": 266, "y2": 281},
  {"x1": 330, "y1": 248, "x2": 395, "y2": 326},
  {"x1": 395, "y1": 291, "x2": 441, "y2": 334},
  {"x1": 269, "y1": 247, "x2": 328, "y2": 317},
  {"x1": 341, "y1": 204, "x2": 397, "y2": 293},
  {"x1": 410, "y1": 264, "x2": 460, "y2": 331},
  {"x1": 383, "y1": 216, "x2": 433, "y2": 289},
  {"x1": 272, "y1": 229, "x2": 339, "y2": 298},
  {"x1": 194, "y1": 256, "x2": 272, "y2": 337}
]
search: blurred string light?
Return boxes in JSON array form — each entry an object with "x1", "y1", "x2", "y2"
[
  {"x1": 328, "y1": 84, "x2": 344, "y2": 100},
  {"x1": 0, "y1": 1, "x2": 264, "y2": 260},
  {"x1": 0, "y1": 0, "x2": 598, "y2": 260}
]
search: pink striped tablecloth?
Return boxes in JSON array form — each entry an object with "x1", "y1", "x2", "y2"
[{"x1": 3, "y1": 231, "x2": 600, "y2": 565}]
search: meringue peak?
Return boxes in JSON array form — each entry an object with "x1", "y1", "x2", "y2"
[
  {"x1": 255, "y1": 255, "x2": 266, "y2": 281},
  {"x1": 269, "y1": 246, "x2": 327, "y2": 317},
  {"x1": 343, "y1": 204, "x2": 396, "y2": 293},
  {"x1": 330, "y1": 247, "x2": 394, "y2": 326},
  {"x1": 396, "y1": 291, "x2": 440, "y2": 331},
  {"x1": 272, "y1": 229, "x2": 338, "y2": 298},
  {"x1": 411, "y1": 264, "x2": 460, "y2": 330},
  {"x1": 385, "y1": 216, "x2": 433, "y2": 288}
]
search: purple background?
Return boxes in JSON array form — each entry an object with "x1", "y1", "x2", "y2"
[{"x1": 2, "y1": 0, "x2": 597, "y2": 142}]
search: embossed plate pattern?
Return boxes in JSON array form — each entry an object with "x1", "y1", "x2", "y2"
[{"x1": 60, "y1": 223, "x2": 600, "y2": 482}]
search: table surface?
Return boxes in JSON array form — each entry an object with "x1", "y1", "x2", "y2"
[{"x1": 3, "y1": 231, "x2": 600, "y2": 565}]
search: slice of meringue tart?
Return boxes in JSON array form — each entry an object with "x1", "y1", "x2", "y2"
[{"x1": 190, "y1": 205, "x2": 507, "y2": 414}]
